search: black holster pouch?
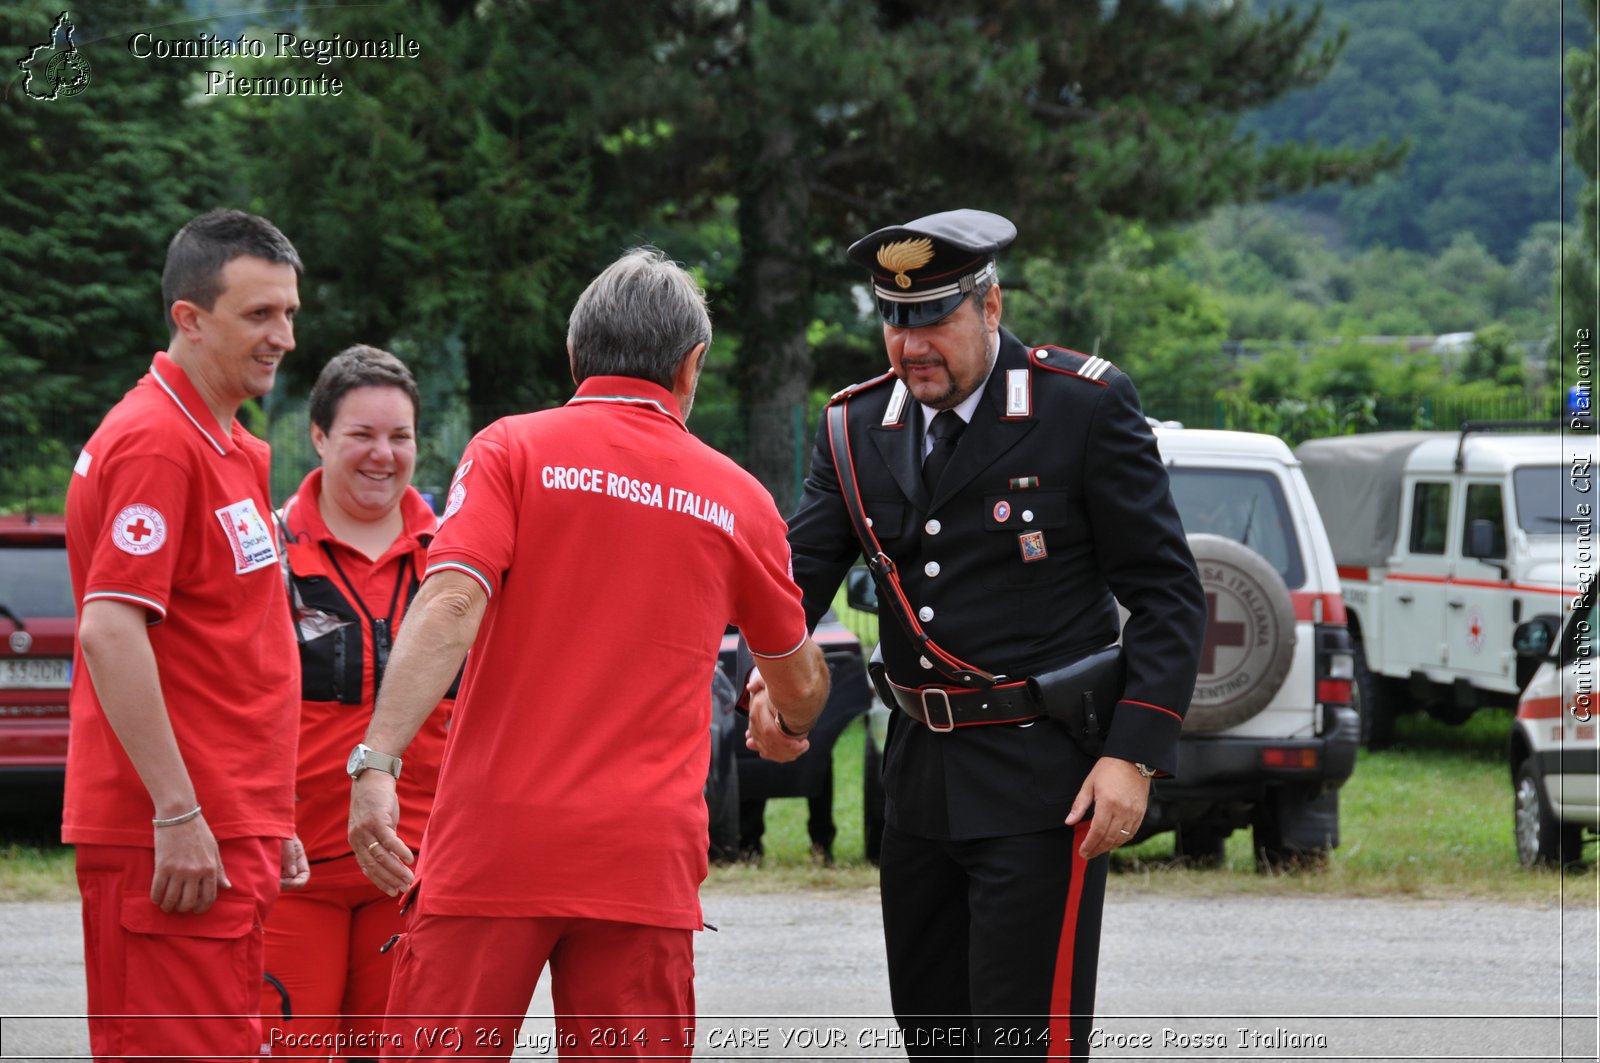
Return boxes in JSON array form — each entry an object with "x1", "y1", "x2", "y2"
[
  {"x1": 867, "y1": 643, "x2": 895, "y2": 706},
  {"x1": 1027, "y1": 645, "x2": 1127, "y2": 757}
]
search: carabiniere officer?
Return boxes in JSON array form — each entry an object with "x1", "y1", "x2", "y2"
[{"x1": 782, "y1": 208, "x2": 1207, "y2": 1059}]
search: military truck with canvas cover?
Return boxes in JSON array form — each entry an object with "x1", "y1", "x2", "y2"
[{"x1": 1296, "y1": 425, "x2": 1591, "y2": 746}]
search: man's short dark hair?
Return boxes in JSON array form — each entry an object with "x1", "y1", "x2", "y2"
[
  {"x1": 567, "y1": 248, "x2": 712, "y2": 389},
  {"x1": 309, "y1": 345, "x2": 420, "y2": 433},
  {"x1": 161, "y1": 208, "x2": 302, "y2": 335}
]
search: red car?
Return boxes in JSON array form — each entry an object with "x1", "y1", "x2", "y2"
[{"x1": 0, "y1": 514, "x2": 73, "y2": 794}]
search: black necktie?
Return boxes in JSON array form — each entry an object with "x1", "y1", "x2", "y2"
[{"x1": 922, "y1": 409, "x2": 966, "y2": 494}]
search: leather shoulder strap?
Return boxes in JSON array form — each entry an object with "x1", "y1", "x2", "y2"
[{"x1": 826, "y1": 402, "x2": 1000, "y2": 688}]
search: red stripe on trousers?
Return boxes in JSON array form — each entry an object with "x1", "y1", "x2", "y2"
[{"x1": 1048, "y1": 821, "x2": 1091, "y2": 1059}]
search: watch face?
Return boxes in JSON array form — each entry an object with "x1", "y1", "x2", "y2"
[{"x1": 346, "y1": 745, "x2": 365, "y2": 777}]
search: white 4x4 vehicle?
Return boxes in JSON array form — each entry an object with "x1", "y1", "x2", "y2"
[
  {"x1": 856, "y1": 427, "x2": 1358, "y2": 867},
  {"x1": 1145, "y1": 426, "x2": 1359, "y2": 866},
  {"x1": 1509, "y1": 595, "x2": 1597, "y2": 867},
  {"x1": 1296, "y1": 424, "x2": 1589, "y2": 746}
]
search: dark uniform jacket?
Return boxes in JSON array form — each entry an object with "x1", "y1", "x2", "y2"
[{"x1": 787, "y1": 328, "x2": 1207, "y2": 840}]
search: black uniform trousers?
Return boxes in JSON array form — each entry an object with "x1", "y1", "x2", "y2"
[
  {"x1": 880, "y1": 820, "x2": 1107, "y2": 1060},
  {"x1": 788, "y1": 332, "x2": 1204, "y2": 1059}
]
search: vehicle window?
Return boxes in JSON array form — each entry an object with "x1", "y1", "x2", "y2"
[
  {"x1": 1168, "y1": 468, "x2": 1305, "y2": 589},
  {"x1": 1461, "y1": 483, "x2": 1507, "y2": 559},
  {"x1": 1408, "y1": 482, "x2": 1450, "y2": 555},
  {"x1": 0, "y1": 546, "x2": 74, "y2": 619},
  {"x1": 1513, "y1": 466, "x2": 1587, "y2": 537}
]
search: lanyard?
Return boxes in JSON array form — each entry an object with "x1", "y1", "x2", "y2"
[{"x1": 321, "y1": 544, "x2": 412, "y2": 689}]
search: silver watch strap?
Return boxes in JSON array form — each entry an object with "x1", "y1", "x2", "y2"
[{"x1": 354, "y1": 745, "x2": 402, "y2": 780}]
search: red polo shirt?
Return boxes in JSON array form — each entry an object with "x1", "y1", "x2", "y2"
[
  {"x1": 280, "y1": 470, "x2": 452, "y2": 866},
  {"x1": 63, "y1": 351, "x2": 299, "y2": 847},
  {"x1": 417, "y1": 376, "x2": 808, "y2": 929}
]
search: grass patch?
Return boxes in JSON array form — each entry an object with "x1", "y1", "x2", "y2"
[
  {"x1": 707, "y1": 719, "x2": 875, "y2": 880},
  {"x1": 0, "y1": 842, "x2": 76, "y2": 902},
  {"x1": 1114, "y1": 707, "x2": 1597, "y2": 904},
  {"x1": 8, "y1": 708, "x2": 1598, "y2": 905},
  {"x1": 710, "y1": 706, "x2": 1599, "y2": 905}
]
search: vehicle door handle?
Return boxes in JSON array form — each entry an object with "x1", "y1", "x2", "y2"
[
  {"x1": 1448, "y1": 600, "x2": 1464, "y2": 609},
  {"x1": 1397, "y1": 595, "x2": 1413, "y2": 605}
]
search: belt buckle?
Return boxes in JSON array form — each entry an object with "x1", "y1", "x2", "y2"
[{"x1": 921, "y1": 688, "x2": 955, "y2": 733}]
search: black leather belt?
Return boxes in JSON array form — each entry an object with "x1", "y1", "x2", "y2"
[{"x1": 887, "y1": 678, "x2": 1042, "y2": 732}]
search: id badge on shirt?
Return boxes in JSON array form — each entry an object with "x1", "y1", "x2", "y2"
[{"x1": 215, "y1": 498, "x2": 279, "y2": 574}]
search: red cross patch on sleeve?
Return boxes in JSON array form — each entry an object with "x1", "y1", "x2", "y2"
[{"x1": 111, "y1": 504, "x2": 167, "y2": 555}]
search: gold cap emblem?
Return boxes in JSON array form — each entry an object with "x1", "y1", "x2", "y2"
[{"x1": 876, "y1": 238, "x2": 935, "y2": 290}]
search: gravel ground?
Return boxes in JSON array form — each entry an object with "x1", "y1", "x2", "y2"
[{"x1": 1, "y1": 889, "x2": 1595, "y2": 1061}]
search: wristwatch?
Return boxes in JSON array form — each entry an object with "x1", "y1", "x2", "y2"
[
  {"x1": 347, "y1": 743, "x2": 403, "y2": 782},
  {"x1": 1133, "y1": 762, "x2": 1157, "y2": 779}
]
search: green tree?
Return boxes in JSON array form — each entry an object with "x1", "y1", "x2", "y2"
[
  {"x1": 1241, "y1": 349, "x2": 1306, "y2": 404},
  {"x1": 1007, "y1": 224, "x2": 1230, "y2": 420},
  {"x1": 1512, "y1": 221, "x2": 1567, "y2": 303},
  {"x1": 234, "y1": 0, "x2": 657, "y2": 418},
  {"x1": 1460, "y1": 323, "x2": 1526, "y2": 389},
  {"x1": 1, "y1": 0, "x2": 237, "y2": 509},
  {"x1": 1561, "y1": 0, "x2": 1598, "y2": 365},
  {"x1": 625, "y1": 0, "x2": 1399, "y2": 505},
  {"x1": 1303, "y1": 340, "x2": 1384, "y2": 405},
  {"x1": 1247, "y1": 0, "x2": 1578, "y2": 261}
]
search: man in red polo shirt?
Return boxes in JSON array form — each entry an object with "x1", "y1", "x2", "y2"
[
  {"x1": 64, "y1": 208, "x2": 309, "y2": 1061},
  {"x1": 347, "y1": 248, "x2": 831, "y2": 1060}
]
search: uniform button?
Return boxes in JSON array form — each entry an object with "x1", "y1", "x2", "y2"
[
  {"x1": 925, "y1": 519, "x2": 941, "y2": 535},
  {"x1": 866, "y1": 517, "x2": 874, "y2": 528},
  {"x1": 1022, "y1": 509, "x2": 1035, "y2": 522},
  {"x1": 924, "y1": 561, "x2": 940, "y2": 577},
  {"x1": 918, "y1": 606, "x2": 934, "y2": 622},
  {"x1": 920, "y1": 656, "x2": 934, "y2": 670}
]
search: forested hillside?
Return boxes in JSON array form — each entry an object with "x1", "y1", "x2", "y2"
[
  {"x1": 1001, "y1": 0, "x2": 1596, "y2": 433},
  {"x1": 1244, "y1": 0, "x2": 1586, "y2": 259},
  {"x1": 1, "y1": 0, "x2": 1592, "y2": 511}
]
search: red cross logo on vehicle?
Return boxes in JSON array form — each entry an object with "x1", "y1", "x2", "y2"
[{"x1": 1199, "y1": 591, "x2": 1247, "y2": 674}]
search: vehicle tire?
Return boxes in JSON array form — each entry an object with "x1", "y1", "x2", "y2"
[
  {"x1": 1352, "y1": 638, "x2": 1397, "y2": 750},
  {"x1": 1252, "y1": 788, "x2": 1333, "y2": 872},
  {"x1": 1183, "y1": 533, "x2": 1298, "y2": 733},
  {"x1": 706, "y1": 670, "x2": 742, "y2": 864},
  {"x1": 863, "y1": 717, "x2": 886, "y2": 865},
  {"x1": 707, "y1": 759, "x2": 740, "y2": 864},
  {"x1": 1514, "y1": 756, "x2": 1584, "y2": 868},
  {"x1": 1424, "y1": 700, "x2": 1476, "y2": 727},
  {"x1": 1173, "y1": 823, "x2": 1227, "y2": 868}
]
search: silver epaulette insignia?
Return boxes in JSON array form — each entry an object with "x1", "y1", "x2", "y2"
[
  {"x1": 883, "y1": 380, "x2": 909, "y2": 426},
  {"x1": 1006, "y1": 369, "x2": 1030, "y2": 417}
]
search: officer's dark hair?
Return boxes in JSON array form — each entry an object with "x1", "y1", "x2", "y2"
[
  {"x1": 161, "y1": 208, "x2": 302, "y2": 338},
  {"x1": 950, "y1": 272, "x2": 999, "y2": 342},
  {"x1": 567, "y1": 247, "x2": 712, "y2": 390},
  {"x1": 308, "y1": 345, "x2": 420, "y2": 433},
  {"x1": 918, "y1": 270, "x2": 997, "y2": 329}
]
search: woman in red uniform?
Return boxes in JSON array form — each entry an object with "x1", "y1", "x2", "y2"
[{"x1": 262, "y1": 346, "x2": 454, "y2": 1059}]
